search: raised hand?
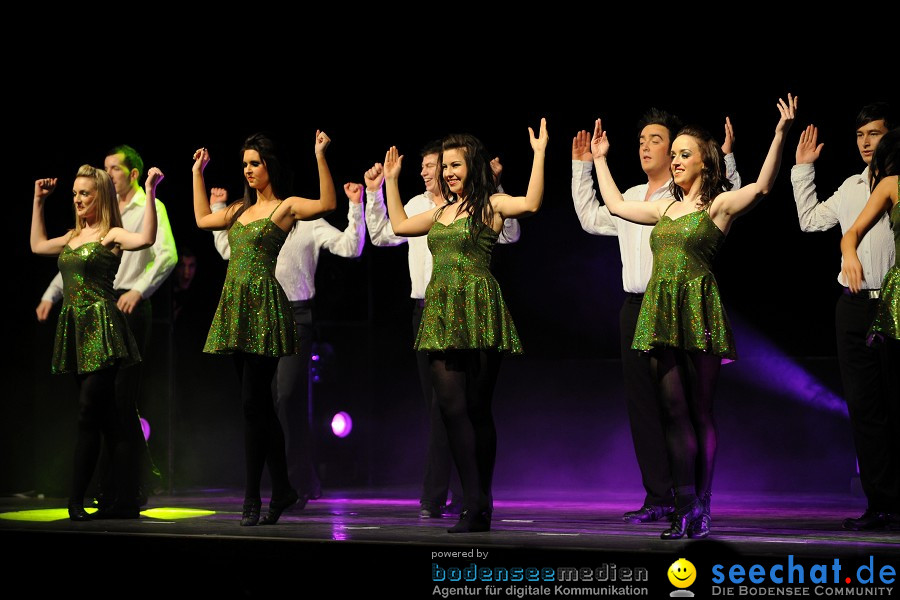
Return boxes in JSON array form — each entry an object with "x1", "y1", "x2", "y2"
[
  {"x1": 721, "y1": 117, "x2": 736, "y2": 155},
  {"x1": 775, "y1": 93, "x2": 798, "y2": 134},
  {"x1": 384, "y1": 147, "x2": 403, "y2": 180},
  {"x1": 490, "y1": 157, "x2": 503, "y2": 186},
  {"x1": 590, "y1": 119, "x2": 609, "y2": 159},
  {"x1": 364, "y1": 163, "x2": 385, "y2": 191},
  {"x1": 796, "y1": 124, "x2": 823, "y2": 165},
  {"x1": 344, "y1": 182, "x2": 363, "y2": 204},
  {"x1": 145, "y1": 166, "x2": 165, "y2": 192},
  {"x1": 210, "y1": 187, "x2": 228, "y2": 207},
  {"x1": 193, "y1": 148, "x2": 210, "y2": 173},
  {"x1": 529, "y1": 117, "x2": 549, "y2": 153},
  {"x1": 315, "y1": 130, "x2": 331, "y2": 156},
  {"x1": 34, "y1": 178, "x2": 57, "y2": 200},
  {"x1": 572, "y1": 130, "x2": 592, "y2": 161}
]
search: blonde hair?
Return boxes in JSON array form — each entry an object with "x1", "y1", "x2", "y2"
[{"x1": 71, "y1": 164, "x2": 122, "y2": 238}]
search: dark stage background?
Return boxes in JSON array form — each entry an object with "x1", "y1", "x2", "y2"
[{"x1": 5, "y1": 45, "x2": 897, "y2": 501}]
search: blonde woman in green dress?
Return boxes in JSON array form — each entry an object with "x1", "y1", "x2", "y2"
[
  {"x1": 590, "y1": 95, "x2": 797, "y2": 539},
  {"x1": 191, "y1": 131, "x2": 336, "y2": 526},
  {"x1": 31, "y1": 164, "x2": 163, "y2": 521}
]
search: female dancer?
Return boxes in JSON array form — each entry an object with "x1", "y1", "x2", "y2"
[
  {"x1": 31, "y1": 165, "x2": 163, "y2": 520},
  {"x1": 842, "y1": 127, "x2": 900, "y2": 344},
  {"x1": 591, "y1": 96, "x2": 797, "y2": 539},
  {"x1": 382, "y1": 119, "x2": 548, "y2": 532},
  {"x1": 191, "y1": 131, "x2": 336, "y2": 526}
]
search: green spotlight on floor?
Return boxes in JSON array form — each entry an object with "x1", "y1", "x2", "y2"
[
  {"x1": 0, "y1": 507, "x2": 215, "y2": 522},
  {"x1": 140, "y1": 507, "x2": 216, "y2": 520},
  {"x1": 0, "y1": 508, "x2": 97, "y2": 522}
]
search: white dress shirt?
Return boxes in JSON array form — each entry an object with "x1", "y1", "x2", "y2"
[
  {"x1": 42, "y1": 189, "x2": 178, "y2": 302},
  {"x1": 571, "y1": 154, "x2": 740, "y2": 294},
  {"x1": 365, "y1": 188, "x2": 521, "y2": 300},
  {"x1": 791, "y1": 164, "x2": 895, "y2": 289},
  {"x1": 212, "y1": 202, "x2": 365, "y2": 301}
]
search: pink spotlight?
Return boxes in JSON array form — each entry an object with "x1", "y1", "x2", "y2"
[
  {"x1": 331, "y1": 412, "x2": 352, "y2": 438},
  {"x1": 139, "y1": 417, "x2": 151, "y2": 442}
]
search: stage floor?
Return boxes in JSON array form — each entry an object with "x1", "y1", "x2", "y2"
[{"x1": 2, "y1": 487, "x2": 897, "y2": 597}]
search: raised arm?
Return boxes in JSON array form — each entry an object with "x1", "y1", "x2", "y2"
[
  {"x1": 209, "y1": 188, "x2": 232, "y2": 260},
  {"x1": 31, "y1": 178, "x2": 72, "y2": 255},
  {"x1": 383, "y1": 146, "x2": 438, "y2": 236},
  {"x1": 365, "y1": 162, "x2": 408, "y2": 246},
  {"x1": 572, "y1": 129, "x2": 617, "y2": 235},
  {"x1": 281, "y1": 130, "x2": 337, "y2": 224},
  {"x1": 106, "y1": 168, "x2": 163, "y2": 250},
  {"x1": 722, "y1": 117, "x2": 743, "y2": 190},
  {"x1": 491, "y1": 118, "x2": 548, "y2": 221},
  {"x1": 192, "y1": 148, "x2": 237, "y2": 230},
  {"x1": 315, "y1": 182, "x2": 365, "y2": 258},
  {"x1": 841, "y1": 175, "x2": 899, "y2": 292},
  {"x1": 711, "y1": 94, "x2": 798, "y2": 228},
  {"x1": 790, "y1": 124, "x2": 840, "y2": 232},
  {"x1": 591, "y1": 119, "x2": 664, "y2": 225}
]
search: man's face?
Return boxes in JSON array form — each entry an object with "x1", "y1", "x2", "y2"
[
  {"x1": 104, "y1": 152, "x2": 136, "y2": 197},
  {"x1": 639, "y1": 124, "x2": 671, "y2": 177},
  {"x1": 857, "y1": 119, "x2": 888, "y2": 165}
]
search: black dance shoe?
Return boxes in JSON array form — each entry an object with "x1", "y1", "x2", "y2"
[
  {"x1": 842, "y1": 509, "x2": 899, "y2": 531},
  {"x1": 688, "y1": 492, "x2": 712, "y2": 538},
  {"x1": 240, "y1": 499, "x2": 262, "y2": 526},
  {"x1": 68, "y1": 504, "x2": 92, "y2": 522},
  {"x1": 623, "y1": 504, "x2": 675, "y2": 523},
  {"x1": 259, "y1": 490, "x2": 299, "y2": 525},
  {"x1": 419, "y1": 503, "x2": 444, "y2": 519},
  {"x1": 661, "y1": 500, "x2": 703, "y2": 540},
  {"x1": 447, "y1": 510, "x2": 491, "y2": 533}
]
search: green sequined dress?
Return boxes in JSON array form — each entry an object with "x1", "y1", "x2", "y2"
[
  {"x1": 632, "y1": 204, "x2": 736, "y2": 360},
  {"x1": 415, "y1": 217, "x2": 522, "y2": 354},
  {"x1": 52, "y1": 242, "x2": 141, "y2": 374},
  {"x1": 204, "y1": 213, "x2": 299, "y2": 357},
  {"x1": 869, "y1": 183, "x2": 900, "y2": 342}
]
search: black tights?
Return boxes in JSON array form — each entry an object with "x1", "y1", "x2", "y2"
[
  {"x1": 233, "y1": 352, "x2": 292, "y2": 501},
  {"x1": 650, "y1": 349, "x2": 721, "y2": 508},
  {"x1": 71, "y1": 367, "x2": 137, "y2": 507},
  {"x1": 429, "y1": 350, "x2": 502, "y2": 514}
]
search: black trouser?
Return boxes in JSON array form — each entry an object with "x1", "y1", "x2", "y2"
[
  {"x1": 414, "y1": 300, "x2": 463, "y2": 508},
  {"x1": 96, "y1": 291, "x2": 155, "y2": 506},
  {"x1": 273, "y1": 300, "x2": 321, "y2": 497},
  {"x1": 620, "y1": 294, "x2": 674, "y2": 507},
  {"x1": 234, "y1": 352, "x2": 292, "y2": 501},
  {"x1": 835, "y1": 293, "x2": 900, "y2": 513}
]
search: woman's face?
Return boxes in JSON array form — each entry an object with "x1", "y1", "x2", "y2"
[
  {"x1": 72, "y1": 176, "x2": 99, "y2": 223},
  {"x1": 670, "y1": 135, "x2": 704, "y2": 189},
  {"x1": 242, "y1": 149, "x2": 270, "y2": 190},
  {"x1": 442, "y1": 148, "x2": 467, "y2": 195}
]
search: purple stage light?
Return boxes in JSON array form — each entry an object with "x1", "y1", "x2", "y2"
[
  {"x1": 139, "y1": 417, "x2": 151, "y2": 441},
  {"x1": 331, "y1": 412, "x2": 353, "y2": 438},
  {"x1": 730, "y1": 315, "x2": 846, "y2": 417}
]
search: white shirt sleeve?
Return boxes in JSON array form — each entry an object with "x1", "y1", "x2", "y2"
[
  {"x1": 129, "y1": 199, "x2": 178, "y2": 298},
  {"x1": 210, "y1": 202, "x2": 231, "y2": 260},
  {"x1": 790, "y1": 163, "x2": 840, "y2": 232},
  {"x1": 316, "y1": 202, "x2": 365, "y2": 258},
  {"x1": 724, "y1": 152, "x2": 742, "y2": 190},
  {"x1": 41, "y1": 271, "x2": 65, "y2": 304},
  {"x1": 571, "y1": 160, "x2": 617, "y2": 236},
  {"x1": 365, "y1": 186, "x2": 407, "y2": 247}
]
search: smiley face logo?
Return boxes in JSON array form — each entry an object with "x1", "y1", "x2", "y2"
[{"x1": 668, "y1": 558, "x2": 696, "y2": 588}]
